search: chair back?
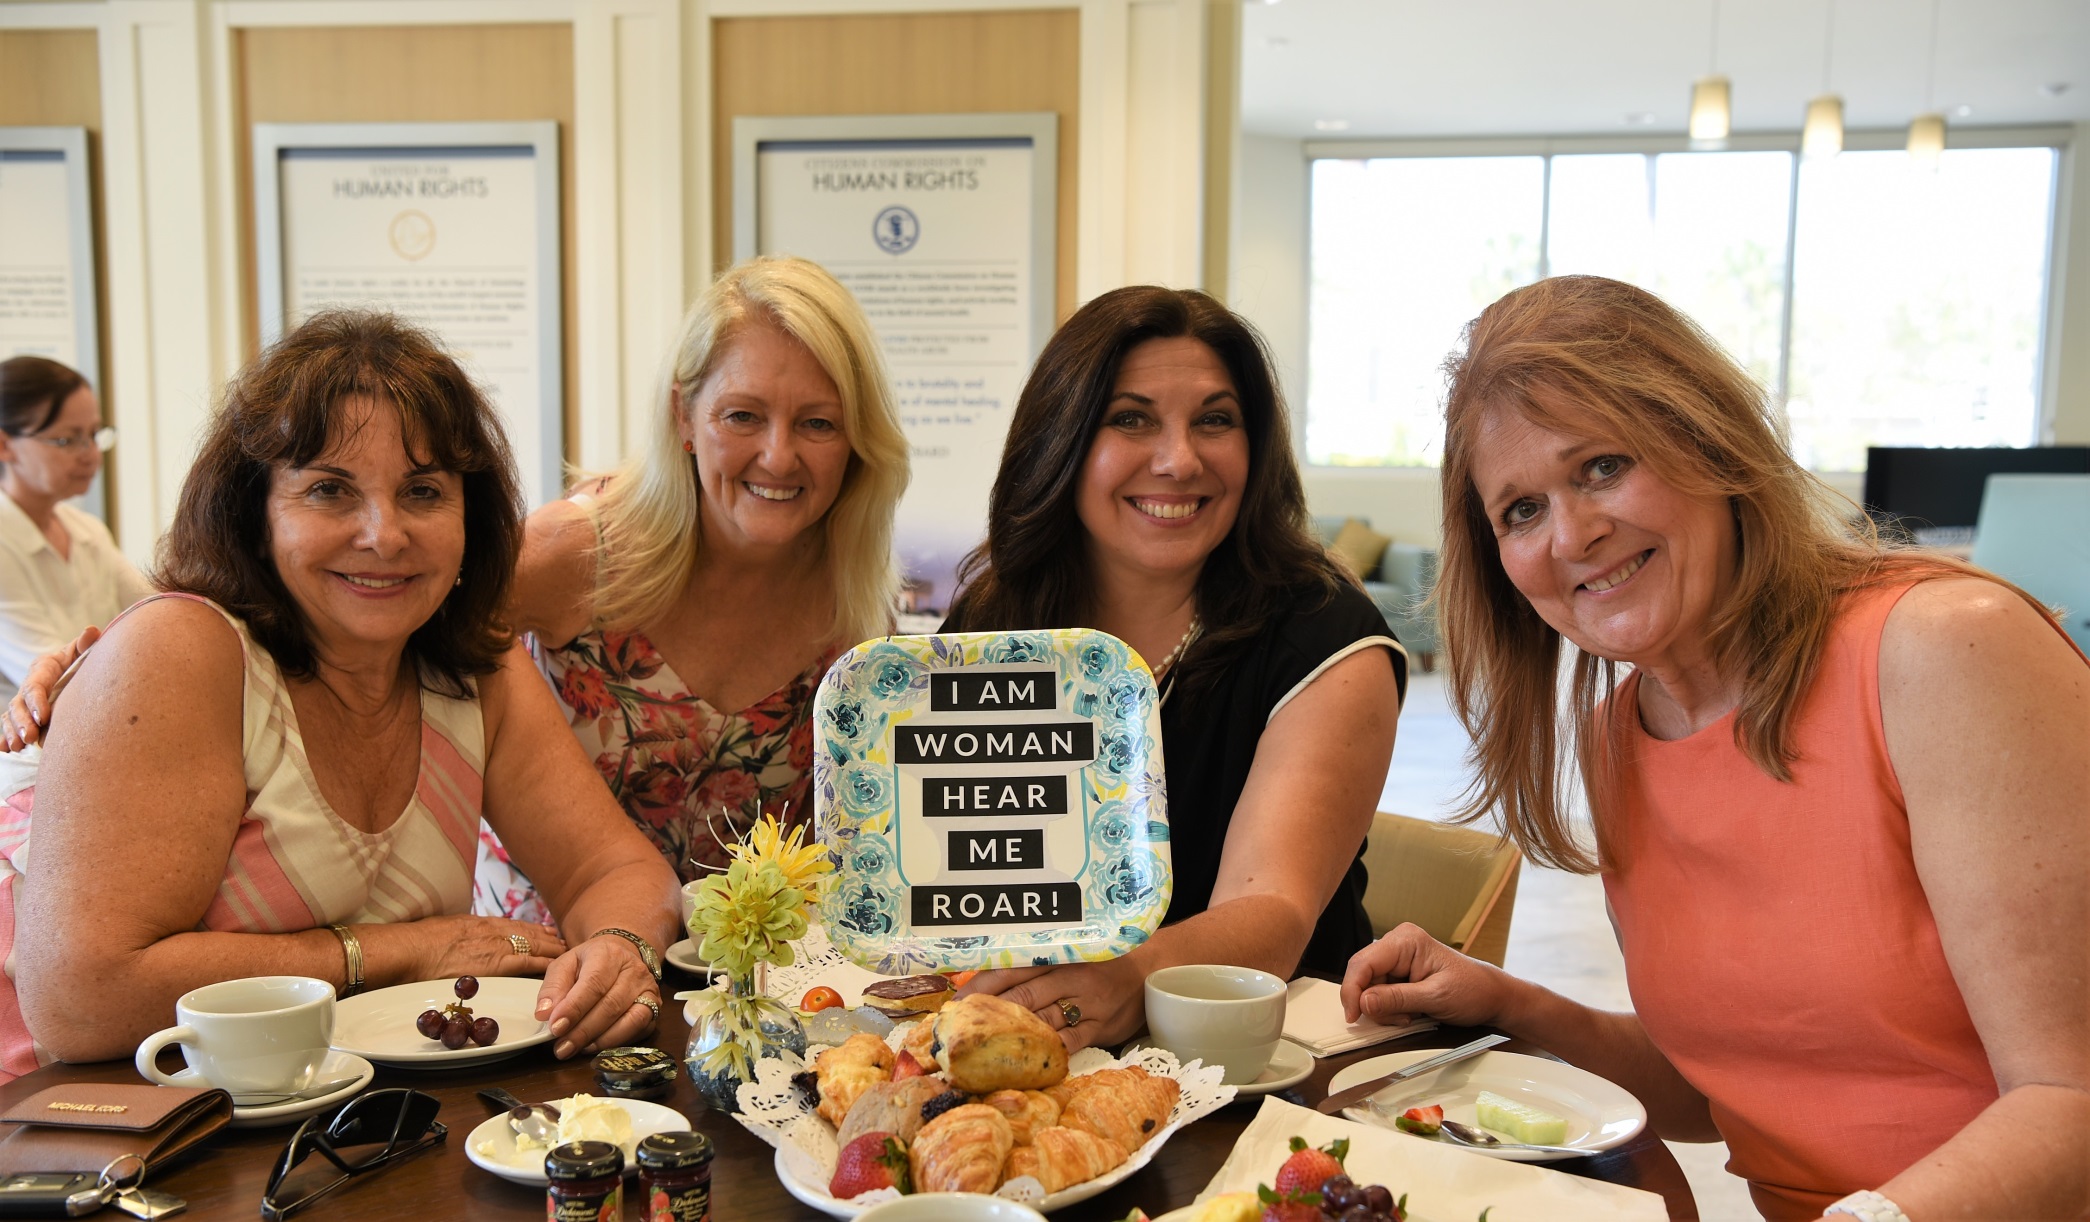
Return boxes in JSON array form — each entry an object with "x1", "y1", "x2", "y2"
[
  {"x1": 1359, "y1": 812, "x2": 1521, "y2": 967},
  {"x1": 1973, "y1": 474, "x2": 2090, "y2": 654}
]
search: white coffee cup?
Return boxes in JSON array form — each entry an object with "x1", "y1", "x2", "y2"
[
  {"x1": 134, "y1": 975, "x2": 335, "y2": 1093},
  {"x1": 856, "y1": 1195, "x2": 1047, "y2": 1222},
  {"x1": 1144, "y1": 964, "x2": 1288, "y2": 1086}
]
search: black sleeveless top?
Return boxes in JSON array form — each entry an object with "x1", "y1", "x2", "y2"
[{"x1": 944, "y1": 580, "x2": 1405, "y2": 977}]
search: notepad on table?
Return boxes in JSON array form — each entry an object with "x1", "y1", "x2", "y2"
[{"x1": 1282, "y1": 977, "x2": 1437, "y2": 1057}]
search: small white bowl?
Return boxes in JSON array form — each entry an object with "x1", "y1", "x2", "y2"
[{"x1": 855, "y1": 1195, "x2": 1048, "y2": 1222}]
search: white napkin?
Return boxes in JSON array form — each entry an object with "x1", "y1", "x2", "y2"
[
  {"x1": 1194, "y1": 1096, "x2": 1668, "y2": 1221},
  {"x1": 1282, "y1": 977, "x2": 1437, "y2": 1056}
]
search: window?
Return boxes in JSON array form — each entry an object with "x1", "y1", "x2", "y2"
[{"x1": 1305, "y1": 142, "x2": 2060, "y2": 471}]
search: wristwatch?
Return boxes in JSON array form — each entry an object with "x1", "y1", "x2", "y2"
[{"x1": 592, "y1": 927, "x2": 662, "y2": 981}]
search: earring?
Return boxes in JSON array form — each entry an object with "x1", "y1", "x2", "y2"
[{"x1": 683, "y1": 441, "x2": 693, "y2": 453}]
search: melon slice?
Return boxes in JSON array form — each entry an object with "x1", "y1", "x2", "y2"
[{"x1": 1475, "y1": 1090, "x2": 1569, "y2": 1145}]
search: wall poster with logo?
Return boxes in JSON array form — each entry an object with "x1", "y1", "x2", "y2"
[
  {"x1": 253, "y1": 122, "x2": 563, "y2": 504},
  {"x1": 732, "y1": 114, "x2": 1057, "y2": 618},
  {"x1": 0, "y1": 127, "x2": 107, "y2": 519}
]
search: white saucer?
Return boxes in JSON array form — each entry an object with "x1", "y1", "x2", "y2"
[
  {"x1": 167, "y1": 1050, "x2": 374, "y2": 1128},
  {"x1": 665, "y1": 938, "x2": 718, "y2": 977},
  {"x1": 1232, "y1": 1039, "x2": 1314, "y2": 1096},
  {"x1": 331, "y1": 977, "x2": 551, "y2": 1068},
  {"x1": 1324, "y1": 1047, "x2": 1645, "y2": 1162},
  {"x1": 464, "y1": 1097, "x2": 691, "y2": 1186}
]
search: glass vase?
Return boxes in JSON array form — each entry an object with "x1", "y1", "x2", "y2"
[{"x1": 684, "y1": 966, "x2": 808, "y2": 1112}]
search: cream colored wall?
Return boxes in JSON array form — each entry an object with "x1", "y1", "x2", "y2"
[{"x1": 2049, "y1": 124, "x2": 2090, "y2": 445}]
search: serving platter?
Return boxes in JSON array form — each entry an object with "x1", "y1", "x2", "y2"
[{"x1": 813, "y1": 631, "x2": 1172, "y2": 974}]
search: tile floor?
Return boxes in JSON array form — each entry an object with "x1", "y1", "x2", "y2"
[{"x1": 1381, "y1": 669, "x2": 1762, "y2": 1222}]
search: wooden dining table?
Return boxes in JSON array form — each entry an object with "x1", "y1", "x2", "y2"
[{"x1": 0, "y1": 968, "x2": 1700, "y2": 1220}]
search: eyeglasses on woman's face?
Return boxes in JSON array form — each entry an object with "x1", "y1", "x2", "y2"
[{"x1": 14, "y1": 426, "x2": 116, "y2": 453}]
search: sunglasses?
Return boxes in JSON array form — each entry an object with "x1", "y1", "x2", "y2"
[{"x1": 260, "y1": 1089, "x2": 446, "y2": 1220}]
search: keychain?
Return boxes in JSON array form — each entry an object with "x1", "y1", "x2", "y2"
[{"x1": 96, "y1": 1157, "x2": 185, "y2": 1220}]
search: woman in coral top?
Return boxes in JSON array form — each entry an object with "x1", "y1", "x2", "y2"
[{"x1": 1341, "y1": 277, "x2": 2087, "y2": 1221}]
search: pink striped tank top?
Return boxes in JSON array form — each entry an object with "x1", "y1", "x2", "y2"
[{"x1": 0, "y1": 594, "x2": 484, "y2": 1080}]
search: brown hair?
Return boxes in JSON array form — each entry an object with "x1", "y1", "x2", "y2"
[
  {"x1": 0, "y1": 356, "x2": 88, "y2": 438},
  {"x1": 947, "y1": 286, "x2": 1350, "y2": 689},
  {"x1": 1438, "y1": 276, "x2": 2041, "y2": 873},
  {"x1": 158, "y1": 310, "x2": 522, "y2": 696}
]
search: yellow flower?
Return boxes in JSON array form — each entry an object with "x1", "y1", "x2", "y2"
[
  {"x1": 733, "y1": 815, "x2": 834, "y2": 898},
  {"x1": 692, "y1": 860, "x2": 809, "y2": 979}
]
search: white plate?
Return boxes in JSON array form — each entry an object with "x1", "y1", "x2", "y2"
[
  {"x1": 165, "y1": 1050, "x2": 374, "y2": 1129},
  {"x1": 665, "y1": 938, "x2": 719, "y2": 978},
  {"x1": 464, "y1": 1097, "x2": 690, "y2": 1186},
  {"x1": 779, "y1": 1144, "x2": 1156, "y2": 1220},
  {"x1": 1233, "y1": 1039, "x2": 1314, "y2": 1097},
  {"x1": 331, "y1": 977, "x2": 551, "y2": 1068},
  {"x1": 1324, "y1": 1048, "x2": 1644, "y2": 1162}
]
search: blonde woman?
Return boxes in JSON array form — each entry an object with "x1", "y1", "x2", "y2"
[
  {"x1": 1341, "y1": 277, "x2": 2087, "y2": 1221},
  {"x1": 476, "y1": 256, "x2": 910, "y2": 920}
]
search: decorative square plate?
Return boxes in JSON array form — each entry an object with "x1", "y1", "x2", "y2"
[{"x1": 813, "y1": 630, "x2": 1171, "y2": 973}]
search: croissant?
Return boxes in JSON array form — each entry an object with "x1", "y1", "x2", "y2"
[
  {"x1": 979, "y1": 1089, "x2": 1061, "y2": 1146},
  {"x1": 1001, "y1": 1125, "x2": 1127, "y2": 1193},
  {"x1": 909, "y1": 1103, "x2": 1015, "y2": 1193},
  {"x1": 813, "y1": 1032, "x2": 895, "y2": 1128},
  {"x1": 933, "y1": 993, "x2": 1068, "y2": 1093},
  {"x1": 1042, "y1": 1065, "x2": 1144, "y2": 1111},
  {"x1": 1059, "y1": 1067, "x2": 1180, "y2": 1153},
  {"x1": 901, "y1": 1016, "x2": 940, "y2": 1071},
  {"x1": 837, "y1": 1075, "x2": 949, "y2": 1147}
]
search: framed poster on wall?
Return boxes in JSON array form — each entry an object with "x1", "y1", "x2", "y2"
[
  {"x1": 732, "y1": 113, "x2": 1057, "y2": 617},
  {"x1": 252, "y1": 122, "x2": 563, "y2": 504},
  {"x1": 0, "y1": 126, "x2": 106, "y2": 520}
]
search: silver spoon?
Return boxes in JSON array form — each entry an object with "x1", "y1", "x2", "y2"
[
  {"x1": 1437, "y1": 1118, "x2": 1589, "y2": 1157},
  {"x1": 227, "y1": 1076, "x2": 363, "y2": 1107}
]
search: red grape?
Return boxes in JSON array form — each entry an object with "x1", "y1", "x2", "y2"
[
  {"x1": 454, "y1": 976, "x2": 480, "y2": 1001},
  {"x1": 441, "y1": 1017, "x2": 471, "y2": 1050},
  {"x1": 1361, "y1": 1185, "x2": 1394, "y2": 1214},
  {"x1": 471, "y1": 1017, "x2": 499, "y2": 1047},
  {"x1": 415, "y1": 1009, "x2": 445, "y2": 1040}
]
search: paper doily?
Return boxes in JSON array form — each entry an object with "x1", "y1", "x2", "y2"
[{"x1": 735, "y1": 1023, "x2": 1236, "y2": 1217}]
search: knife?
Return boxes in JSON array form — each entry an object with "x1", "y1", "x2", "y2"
[{"x1": 1313, "y1": 1033, "x2": 1509, "y2": 1115}]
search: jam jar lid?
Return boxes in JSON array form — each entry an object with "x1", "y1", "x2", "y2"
[
  {"x1": 593, "y1": 1045, "x2": 678, "y2": 1097},
  {"x1": 545, "y1": 1140, "x2": 624, "y2": 1181},
  {"x1": 635, "y1": 1129, "x2": 715, "y2": 1172}
]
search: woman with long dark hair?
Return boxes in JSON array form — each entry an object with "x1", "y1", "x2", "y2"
[{"x1": 947, "y1": 286, "x2": 1406, "y2": 1050}]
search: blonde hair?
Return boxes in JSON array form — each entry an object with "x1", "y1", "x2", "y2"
[
  {"x1": 1437, "y1": 276, "x2": 2041, "y2": 873},
  {"x1": 589, "y1": 257, "x2": 909, "y2": 646}
]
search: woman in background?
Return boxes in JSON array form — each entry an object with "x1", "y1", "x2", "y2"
[
  {"x1": 1342, "y1": 276, "x2": 2087, "y2": 1221},
  {"x1": 0, "y1": 357, "x2": 149, "y2": 708},
  {"x1": 476, "y1": 256, "x2": 910, "y2": 921},
  {"x1": 949, "y1": 286, "x2": 1406, "y2": 1051}
]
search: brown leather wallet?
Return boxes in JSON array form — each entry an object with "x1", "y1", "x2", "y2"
[{"x1": 0, "y1": 1083, "x2": 232, "y2": 1176}]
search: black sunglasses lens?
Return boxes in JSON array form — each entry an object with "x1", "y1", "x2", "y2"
[
  {"x1": 261, "y1": 1091, "x2": 443, "y2": 1218},
  {"x1": 328, "y1": 1090, "x2": 442, "y2": 1154}
]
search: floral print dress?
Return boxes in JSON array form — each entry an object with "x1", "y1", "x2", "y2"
[{"x1": 472, "y1": 626, "x2": 839, "y2": 925}]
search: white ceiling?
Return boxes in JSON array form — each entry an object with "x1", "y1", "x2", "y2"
[{"x1": 1240, "y1": 0, "x2": 2090, "y2": 140}]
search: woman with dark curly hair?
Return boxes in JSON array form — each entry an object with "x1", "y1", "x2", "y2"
[
  {"x1": 947, "y1": 286, "x2": 1407, "y2": 1051},
  {"x1": 0, "y1": 311, "x2": 678, "y2": 1081}
]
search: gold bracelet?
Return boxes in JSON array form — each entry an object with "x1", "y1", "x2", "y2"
[{"x1": 326, "y1": 923, "x2": 365, "y2": 997}]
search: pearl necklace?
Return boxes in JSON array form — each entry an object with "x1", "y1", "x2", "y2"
[{"x1": 1152, "y1": 614, "x2": 1203, "y2": 682}]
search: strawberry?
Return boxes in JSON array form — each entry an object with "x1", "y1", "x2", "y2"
[
  {"x1": 829, "y1": 1132, "x2": 911, "y2": 1199},
  {"x1": 1256, "y1": 1184, "x2": 1321, "y2": 1222},
  {"x1": 891, "y1": 1050, "x2": 928, "y2": 1080},
  {"x1": 1272, "y1": 1135, "x2": 1349, "y2": 1199},
  {"x1": 1394, "y1": 1104, "x2": 1444, "y2": 1136}
]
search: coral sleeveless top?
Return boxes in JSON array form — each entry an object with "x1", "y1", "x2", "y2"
[
  {"x1": 0, "y1": 594, "x2": 484, "y2": 1081},
  {"x1": 1602, "y1": 579, "x2": 2079, "y2": 1221}
]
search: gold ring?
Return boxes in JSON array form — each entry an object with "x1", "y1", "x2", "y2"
[
  {"x1": 509, "y1": 934, "x2": 532, "y2": 956},
  {"x1": 1054, "y1": 998, "x2": 1081, "y2": 1028},
  {"x1": 636, "y1": 995, "x2": 661, "y2": 1020}
]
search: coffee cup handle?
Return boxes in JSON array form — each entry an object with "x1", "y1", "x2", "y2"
[{"x1": 134, "y1": 1025, "x2": 196, "y2": 1086}]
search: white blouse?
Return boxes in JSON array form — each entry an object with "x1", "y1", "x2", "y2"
[{"x1": 0, "y1": 495, "x2": 152, "y2": 705}]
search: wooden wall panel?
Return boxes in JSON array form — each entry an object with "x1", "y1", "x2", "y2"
[
  {"x1": 234, "y1": 24, "x2": 579, "y2": 455},
  {"x1": 712, "y1": 9, "x2": 1080, "y2": 323}
]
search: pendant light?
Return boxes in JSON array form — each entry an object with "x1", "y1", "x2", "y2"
[
  {"x1": 1688, "y1": 0, "x2": 1731, "y2": 146},
  {"x1": 1907, "y1": 0, "x2": 1946, "y2": 166},
  {"x1": 1803, "y1": 0, "x2": 1844, "y2": 158}
]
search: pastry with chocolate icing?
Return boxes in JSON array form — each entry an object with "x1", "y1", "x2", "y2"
[{"x1": 861, "y1": 974, "x2": 955, "y2": 1018}]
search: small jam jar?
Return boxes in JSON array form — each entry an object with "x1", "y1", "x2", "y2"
[
  {"x1": 545, "y1": 1140, "x2": 623, "y2": 1222},
  {"x1": 594, "y1": 1045, "x2": 679, "y2": 1101},
  {"x1": 636, "y1": 1130, "x2": 714, "y2": 1222}
]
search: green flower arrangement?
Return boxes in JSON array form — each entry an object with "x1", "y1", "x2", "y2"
[{"x1": 678, "y1": 815, "x2": 833, "y2": 1105}]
